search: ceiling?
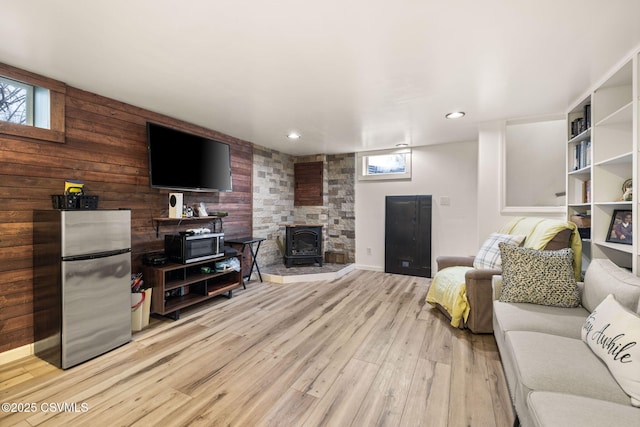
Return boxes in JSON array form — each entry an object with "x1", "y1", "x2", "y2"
[{"x1": 3, "y1": 1, "x2": 640, "y2": 156}]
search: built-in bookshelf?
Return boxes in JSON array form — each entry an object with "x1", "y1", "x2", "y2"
[{"x1": 567, "y1": 56, "x2": 636, "y2": 273}]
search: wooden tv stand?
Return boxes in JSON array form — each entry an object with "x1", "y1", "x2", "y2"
[{"x1": 142, "y1": 253, "x2": 242, "y2": 320}]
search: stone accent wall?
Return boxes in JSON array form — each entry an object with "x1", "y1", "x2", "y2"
[
  {"x1": 252, "y1": 146, "x2": 294, "y2": 266},
  {"x1": 252, "y1": 149, "x2": 356, "y2": 267},
  {"x1": 327, "y1": 153, "x2": 355, "y2": 262}
]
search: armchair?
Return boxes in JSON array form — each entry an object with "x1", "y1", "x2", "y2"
[{"x1": 426, "y1": 217, "x2": 581, "y2": 333}]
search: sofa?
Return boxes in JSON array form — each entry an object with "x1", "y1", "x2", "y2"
[
  {"x1": 426, "y1": 217, "x2": 582, "y2": 333},
  {"x1": 493, "y1": 257, "x2": 640, "y2": 427}
]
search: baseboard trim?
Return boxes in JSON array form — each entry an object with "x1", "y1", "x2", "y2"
[
  {"x1": 0, "y1": 343, "x2": 34, "y2": 365},
  {"x1": 354, "y1": 264, "x2": 384, "y2": 272}
]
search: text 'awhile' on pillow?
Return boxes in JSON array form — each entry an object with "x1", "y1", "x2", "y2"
[{"x1": 582, "y1": 294, "x2": 640, "y2": 407}]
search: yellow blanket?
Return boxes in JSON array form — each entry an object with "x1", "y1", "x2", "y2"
[{"x1": 425, "y1": 266, "x2": 473, "y2": 327}]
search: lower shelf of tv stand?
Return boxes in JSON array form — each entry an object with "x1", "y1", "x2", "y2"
[
  {"x1": 163, "y1": 281, "x2": 241, "y2": 313},
  {"x1": 143, "y1": 254, "x2": 243, "y2": 320}
]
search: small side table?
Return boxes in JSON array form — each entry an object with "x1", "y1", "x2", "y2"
[{"x1": 226, "y1": 237, "x2": 266, "y2": 287}]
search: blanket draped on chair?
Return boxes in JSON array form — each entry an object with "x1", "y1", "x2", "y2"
[
  {"x1": 426, "y1": 218, "x2": 582, "y2": 329},
  {"x1": 425, "y1": 266, "x2": 474, "y2": 327}
]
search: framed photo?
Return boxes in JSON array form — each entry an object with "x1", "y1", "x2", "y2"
[{"x1": 606, "y1": 210, "x2": 632, "y2": 245}]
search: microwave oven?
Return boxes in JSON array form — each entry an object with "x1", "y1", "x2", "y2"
[{"x1": 164, "y1": 233, "x2": 224, "y2": 264}]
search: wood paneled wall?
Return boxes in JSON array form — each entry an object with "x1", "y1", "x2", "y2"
[
  {"x1": 294, "y1": 161, "x2": 323, "y2": 206},
  {"x1": 0, "y1": 70, "x2": 253, "y2": 354}
]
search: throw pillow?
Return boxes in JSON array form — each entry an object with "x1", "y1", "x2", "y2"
[
  {"x1": 498, "y1": 243, "x2": 580, "y2": 307},
  {"x1": 582, "y1": 294, "x2": 640, "y2": 407},
  {"x1": 473, "y1": 233, "x2": 526, "y2": 270}
]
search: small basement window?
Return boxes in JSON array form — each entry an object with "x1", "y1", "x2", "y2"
[
  {"x1": 0, "y1": 76, "x2": 50, "y2": 128},
  {"x1": 0, "y1": 63, "x2": 65, "y2": 143},
  {"x1": 356, "y1": 148, "x2": 412, "y2": 181}
]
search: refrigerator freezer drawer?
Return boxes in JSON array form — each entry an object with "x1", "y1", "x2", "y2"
[
  {"x1": 61, "y1": 210, "x2": 131, "y2": 258},
  {"x1": 61, "y1": 251, "x2": 131, "y2": 368}
]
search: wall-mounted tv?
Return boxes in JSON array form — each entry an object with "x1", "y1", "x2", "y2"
[{"x1": 147, "y1": 122, "x2": 232, "y2": 192}]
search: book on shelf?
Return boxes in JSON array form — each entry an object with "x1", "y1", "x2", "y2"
[
  {"x1": 571, "y1": 118, "x2": 585, "y2": 138},
  {"x1": 573, "y1": 140, "x2": 591, "y2": 170},
  {"x1": 584, "y1": 104, "x2": 591, "y2": 129},
  {"x1": 582, "y1": 179, "x2": 591, "y2": 203}
]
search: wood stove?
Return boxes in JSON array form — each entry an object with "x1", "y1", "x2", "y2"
[{"x1": 284, "y1": 225, "x2": 323, "y2": 267}]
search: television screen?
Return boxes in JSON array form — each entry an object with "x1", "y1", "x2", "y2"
[{"x1": 147, "y1": 122, "x2": 232, "y2": 192}]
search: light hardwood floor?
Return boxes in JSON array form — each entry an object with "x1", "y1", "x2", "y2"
[{"x1": 0, "y1": 269, "x2": 515, "y2": 426}]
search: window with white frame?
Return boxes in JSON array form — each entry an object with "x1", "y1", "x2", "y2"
[{"x1": 356, "y1": 148, "x2": 412, "y2": 181}]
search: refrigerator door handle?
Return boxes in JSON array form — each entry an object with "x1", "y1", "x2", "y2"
[{"x1": 62, "y1": 248, "x2": 131, "y2": 262}]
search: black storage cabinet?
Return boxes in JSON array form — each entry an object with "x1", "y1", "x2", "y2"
[{"x1": 385, "y1": 195, "x2": 432, "y2": 278}]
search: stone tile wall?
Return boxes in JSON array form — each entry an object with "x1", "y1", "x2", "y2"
[
  {"x1": 326, "y1": 153, "x2": 355, "y2": 263},
  {"x1": 252, "y1": 145, "x2": 295, "y2": 266},
  {"x1": 252, "y1": 148, "x2": 355, "y2": 267}
]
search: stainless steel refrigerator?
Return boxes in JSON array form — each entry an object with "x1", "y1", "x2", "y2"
[{"x1": 34, "y1": 209, "x2": 132, "y2": 369}]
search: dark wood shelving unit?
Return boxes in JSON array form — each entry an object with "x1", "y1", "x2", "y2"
[
  {"x1": 153, "y1": 216, "x2": 225, "y2": 237},
  {"x1": 142, "y1": 253, "x2": 242, "y2": 319}
]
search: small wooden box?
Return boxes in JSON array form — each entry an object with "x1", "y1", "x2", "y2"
[
  {"x1": 570, "y1": 215, "x2": 591, "y2": 228},
  {"x1": 325, "y1": 251, "x2": 347, "y2": 264}
]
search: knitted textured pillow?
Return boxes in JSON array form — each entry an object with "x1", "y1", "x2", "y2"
[
  {"x1": 473, "y1": 233, "x2": 526, "y2": 270},
  {"x1": 498, "y1": 243, "x2": 580, "y2": 307}
]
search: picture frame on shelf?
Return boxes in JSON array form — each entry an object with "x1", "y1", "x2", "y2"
[{"x1": 606, "y1": 210, "x2": 633, "y2": 245}]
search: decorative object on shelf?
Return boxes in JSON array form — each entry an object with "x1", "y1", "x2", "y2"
[
  {"x1": 196, "y1": 202, "x2": 209, "y2": 217},
  {"x1": 606, "y1": 210, "x2": 633, "y2": 245},
  {"x1": 620, "y1": 179, "x2": 632, "y2": 201}
]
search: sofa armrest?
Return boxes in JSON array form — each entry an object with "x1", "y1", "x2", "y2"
[
  {"x1": 464, "y1": 267, "x2": 502, "y2": 333},
  {"x1": 437, "y1": 255, "x2": 475, "y2": 270},
  {"x1": 465, "y1": 268, "x2": 502, "y2": 281}
]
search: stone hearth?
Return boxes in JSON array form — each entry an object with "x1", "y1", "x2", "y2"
[{"x1": 260, "y1": 263, "x2": 355, "y2": 284}]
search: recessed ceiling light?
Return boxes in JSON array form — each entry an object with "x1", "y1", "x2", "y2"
[
  {"x1": 396, "y1": 143, "x2": 409, "y2": 147},
  {"x1": 287, "y1": 132, "x2": 301, "y2": 140},
  {"x1": 445, "y1": 111, "x2": 465, "y2": 119}
]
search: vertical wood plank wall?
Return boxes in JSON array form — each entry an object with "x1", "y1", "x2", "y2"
[
  {"x1": 0, "y1": 71, "x2": 253, "y2": 354},
  {"x1": 294, "y1": 161, "x2": 324, "y2": 206}
]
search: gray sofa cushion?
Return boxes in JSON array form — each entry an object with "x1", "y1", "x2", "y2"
[
  {"x1": 505, "y1": 331, "x2": 630, "y2": 412},
  {"x1": 528, "y1": 392, "x2": 640, "y2": 427},
  {"x1": 493, "y1": 301, "x2": 588, "y2": 341},
  {"x1": 582, "y1": 258, "x2": 640, "y2": 313}
]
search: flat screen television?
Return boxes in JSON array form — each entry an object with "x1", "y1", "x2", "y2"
[{"x1": 147, "y1": 122, "x2": 232, "y2": 192}]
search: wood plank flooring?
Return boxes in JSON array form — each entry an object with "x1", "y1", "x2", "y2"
[{"x1": 0, "y1": 269, "x2": 515, "y2": 426}]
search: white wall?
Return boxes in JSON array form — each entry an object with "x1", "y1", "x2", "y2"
[
  {"x1": 477, "y1": 121, "x2": 507, "y2": 242},
  {"x1": 477, "y1": 121, "x2": 566, "y2": 242},
  {"x1": 355, "y1": 140, "x2": 479, "y2": 272},
  {"x1": 505, "y1": 118, "x2": 566, "y2": 207}
]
